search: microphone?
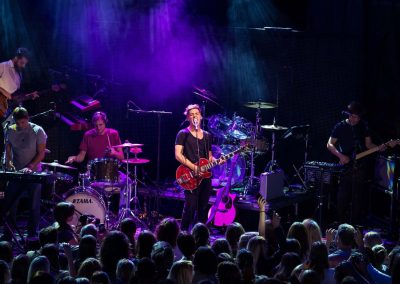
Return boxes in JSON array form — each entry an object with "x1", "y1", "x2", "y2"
[
  {"x1": 193, "y1": 118, "x2": 199, "y2": 130},
  {"x1": 341, "y1": 110, "x2": 351, "y2": 116}
]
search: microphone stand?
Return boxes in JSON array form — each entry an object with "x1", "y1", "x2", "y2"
[
  {"x1": 350, "y1": 123, "x2": 359, "y2": 224},
  {"x1": 127, "y1": 109, "x2": 172, "y2": 183}
]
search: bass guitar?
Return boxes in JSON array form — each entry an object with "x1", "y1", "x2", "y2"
[
  {"x1": 339, "y1": 139, "x2": 400, "y2": 165},
  {"x1": 176, "y1": 144, "x2": 248, "y2": 191}
]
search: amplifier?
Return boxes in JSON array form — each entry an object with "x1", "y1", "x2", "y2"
[{"x1": 259, "y1": 170, "x2": 284, "y2": 201}]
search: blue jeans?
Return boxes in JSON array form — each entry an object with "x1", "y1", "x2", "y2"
[{"x1": 3, "y1": 181, "x2": 42, "y2": 238}]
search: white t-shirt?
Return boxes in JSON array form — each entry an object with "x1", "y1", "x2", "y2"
[{"x1": 0, "y1": 60, "x2": 21, "y2": 94}]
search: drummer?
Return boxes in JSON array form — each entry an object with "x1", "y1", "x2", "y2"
[
  {"x1": 66, "y1": 111, "x2": 124, "y2": 163},
  {"x1": 66, "y1": 111, "x2": 127, "y2": 210}
]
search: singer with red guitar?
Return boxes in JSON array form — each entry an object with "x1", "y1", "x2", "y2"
[{"x1": 175, "y1": 104, "x2": 219, "y2": 230}]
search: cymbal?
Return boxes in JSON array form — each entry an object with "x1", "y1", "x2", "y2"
[
  {"x1": 42, "y1": 161, "x2": 77, "y2": 170},
  {"x1": 112, "y1": 142, "x2": 144, "y2": 148},
  {"x1": 122, "y1": 158, "x2": 150, "y2": 165},
  {"x1": 45, "y1": 149, "x2": 51, "y2": 154},
  {"x1": 261, "y1": 124, "x2": 288, "y2": 131},
  {"x1": 244, "y1": 102, "x2": 277, "y2": 109}
]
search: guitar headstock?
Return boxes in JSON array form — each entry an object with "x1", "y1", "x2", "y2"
[
  {"x1": 51, "y1": 83, "x2": 67, "y2": 92},
  {"x1": 386, "y1": 139, "x2": 400, "y2": 148}
]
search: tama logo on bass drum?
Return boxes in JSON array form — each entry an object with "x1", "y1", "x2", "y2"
[{"x1": 72, "y1": 198, "x2": 93, "y2": 204}]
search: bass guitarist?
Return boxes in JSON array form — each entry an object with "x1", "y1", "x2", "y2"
[
  {"x1": 175, "y1": 104, "x2": 215, "y2": 230},
  {"x1": 327, "y1": 101, "x2": 385, "y2": 223}
]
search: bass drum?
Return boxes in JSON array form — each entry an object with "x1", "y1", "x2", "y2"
[
  {"x1": 64, "y1": 187, "x2": 106, "y2": 226},
  {"x1": 211, "y1": 144, "x2": 246, "y2": 187}
]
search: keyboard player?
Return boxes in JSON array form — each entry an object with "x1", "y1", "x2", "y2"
[{"x1": 0, "y1": 107, "x2": 47, "y2": 241}]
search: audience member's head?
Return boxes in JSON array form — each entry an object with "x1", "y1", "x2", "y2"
[
  {"x1": 167, "y1": 260, "x2": 193, "y2": 284},
  {"x1": 299, "y1": 269, "x2": 321, "y2": 284},
  {"x1": 41, "y1": 244, "x2": 60, "y2": 273},
  {"x1": 285, "y1": 238, "x2": 302, "y2": 256},
  {"x1": 54, "y1": 202, "x2": 75, "y2": 225},
  {"x1": 363, "y1": 231, "x2": 382, "y2": 249},
  {"x1": 371, "y1": 244, "x2": 387, "y2": 269},
  {"x1": 191, "y1": 223, "x2": 210, "y2": 248},
  {"x1": 77, "y1": 257, "x2": 102, "y2": 280},
  {"x1": 156, "y1": 217, "x2": 180, "y2": 248},
  {"x1": 246, "y1": 236, "x2": 267, "y2": 274},
  {"x1": 75, "y1": 277, "x2": 90, "y2": 284},
  {"x1": 80, "y1": 224, "x2": 98, "y2": 239},
  {"x1": 389, "y1": 247, "x2": 400, "y2": 283},
  {"x1": 100, "y1": 231, "x2": 129, "y2": 277},
  {"x1": 308, "y1": 241, "x2": 329, "y2": 280},
  {"x1": 287, "y1": 222, "x2": 310, "y2": 259},
  {"x1": 39, "y1": 227, "x2": 58, "y2": 247},
  {"x1": 116, "y1": 258, "x2": 135, "y2": 284},
  {"x1": 264, "y1": 220, "x2": 279, "y2": 256},
  {"x1": 0, "y1": 241, "x2": 13, "y2": 264},
  {"x1": 134, "y1": 257, "x2": 156, "y2": 283},
  {"x1": 91, "y1": 271, "x2": 110, "y2": 284},
  {"x1": 302, "y1": 219, "x2": 322, "y2": 249},
  {"x1": 337, "y1": 224, "x2": 355, "y2": 249},
  {"x1": 151, "y1": 241, "x2": 174, "y2": 280},
  {"x1": 136, "y1": 230, "x2": 157, "y2": 259},
  {"x1": 78, "y1": 235, "x2": 97, "y2": 261},
  {"x1": 11, "y1": 254, "x2": 30, "y2": 284},
  {"x1": 211, "y1": 238, "x2": 232, "y2": 257},
  {"x1": 27, "y1": 256, "x2": 50, "y2": 283},
  {"x1": 58, "y1": 276, "x2": 77, "y2": 284},
  {"x1": 193, "y1": 246, "x2": 217, "y2": 275},
  {"x1": 341, "y1": 276, "x2": 358, "y2": 284},
  {"x1": 236, "y1": 249, "x2": 254, "y2": 283},
  {"x1": 274, "y1": 252, "x2": 301, "y2": 282},
  {"x1": 120, "y1": 218, "x2": 137, "y2": 245},
  {"x1": 28, "y1": 271, "x2": 54, "y2": 284},
  {"x1": 217, "y1": 252, "x2": 234, "y2": 264},
  {"x1": 177, "y1": 231, "x2": 196, "y2": 260},
  {"x1": 217, "y1": 261, "x2": 241, "y2": 284},
  {"x1": 225, "y1": 222, "x2": 245, "y2": 256},
  {"x1": 238, "y1": 232, "x2": 258, "y2": 251},
  {"x1": 0, "y1": 260, "x2": 10, "y2": 284}
]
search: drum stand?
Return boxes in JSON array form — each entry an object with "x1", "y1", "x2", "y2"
[
  {"x1": 117, "y1": 148, "x2": 147, "y2": 228},
  {"x1": 243, "y1": 107, "x2": 261, "y2": 198}
]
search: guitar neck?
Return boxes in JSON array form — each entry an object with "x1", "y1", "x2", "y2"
[
  {"x1": 200, "y1": 146, "x2": 245, "y2": 171},
  {"x1": 355, "y1": 147, "x2": 379, "y2": 160}
]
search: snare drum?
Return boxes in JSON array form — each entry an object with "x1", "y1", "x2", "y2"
[
  {"x1": 64, "y1": 186, "x2": 106, "y2": 226},
  {"x1": 88, "y1": 158, "x2": 120, "y2": 188}
]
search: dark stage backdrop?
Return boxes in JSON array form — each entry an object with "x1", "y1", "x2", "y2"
[{"x1": 1, "y1": 0, "x2": 398, "y2": 181}]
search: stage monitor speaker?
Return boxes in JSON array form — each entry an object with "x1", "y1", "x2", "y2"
[{"x1": 259, "y1": 170, "x2": 284, "y2": 201}]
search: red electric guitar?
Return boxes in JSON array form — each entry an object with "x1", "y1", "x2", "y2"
[{"x1": 176, "y1": 144, "x2": 248, "y2": 191}]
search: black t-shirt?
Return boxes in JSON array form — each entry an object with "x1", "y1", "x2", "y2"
[
  {"x1": 330, "y1": 120, "x2": 370, "y2": 156},
  {"x1": 175, "y1": 128, "x2": 212, "y2": 164}
]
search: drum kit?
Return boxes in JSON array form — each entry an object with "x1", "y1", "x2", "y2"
[
  {"x1": 41, "y1": 142, "x2": 150, "y2": 231},
  {"x1": 206, "y1": 101, "x2": 290, "y2": 197}
]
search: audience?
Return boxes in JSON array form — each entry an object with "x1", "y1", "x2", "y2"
[
  {"x1": 0, "y1": 199, "x2": 399, "y2": 284},
  {"x1": 53, "y1": 202, "x2": 78, "y2": 245},
  {"x1": 327, "y1": 224, "x2": 355, "y2": 268},
  {"x1": 191, "y1": 223, "x2": 210, "y2": 249},
  {"x1": 176, "y1": 232, "x2": 196, "y2": 261},
  {"x1": 167, "y1": 260, "x2": 193, "y2": 284}
]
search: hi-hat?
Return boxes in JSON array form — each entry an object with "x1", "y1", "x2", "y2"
[
  {"x1": 122, "y1": 158, "x2": 150, "y2": 165},
  {"x1": 42, "y1": 161, "x2": 77, "y2": 170},
  {"x1": 112, "y1": 142, "x2": 144, "y2": 148},
  {"x1": 261, "y1": 124, "x2": 288, "y2": 131},
  {"x1": 244, "y1": 102, "x2": 277, "y2": 109}
]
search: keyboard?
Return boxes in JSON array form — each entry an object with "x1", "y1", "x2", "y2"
[{"x1": 0, "y1": 171, "x2": 53, "y2": 183}]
